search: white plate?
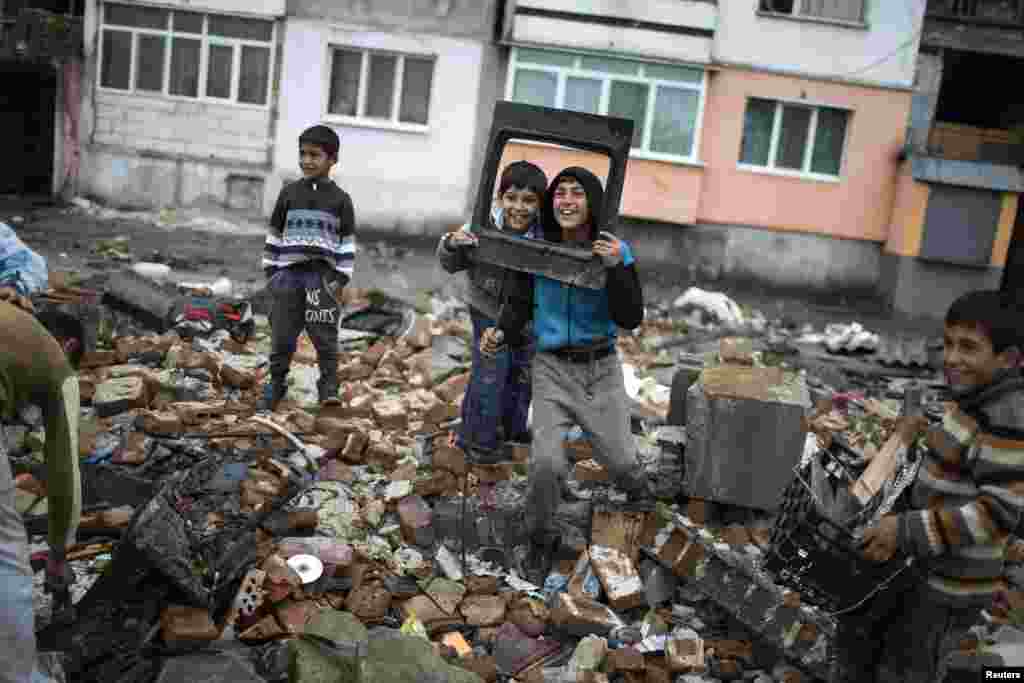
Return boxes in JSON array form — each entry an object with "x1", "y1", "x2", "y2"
[{"x1": 287, "y1": 554, "x2": 324, "y2": 584}]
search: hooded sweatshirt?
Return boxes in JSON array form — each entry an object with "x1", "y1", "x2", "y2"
[
  {"x1": 496, "y1": 167, "x2": 644, "y2": 349},
  {"x1": 437, "y1": 205, "x2": 540, "y2": 323},
  {"x1": 897, "y1": 368, "x2": 1024, "y2": 606}
]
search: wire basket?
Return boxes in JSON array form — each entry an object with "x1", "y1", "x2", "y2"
[{"x1": 763, "y1": 441, "x2": 916, "y2": 615}]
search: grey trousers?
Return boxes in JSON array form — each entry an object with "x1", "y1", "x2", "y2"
[
  {"x1": 525, "y1": 351, "x2": 647, "y2": 541},
  {"x1": 269, "y1": 280, "x2": 339, "y2": 398},
  {"x1": 830, "y1": 575, "x2": 982, "y2": 683}
]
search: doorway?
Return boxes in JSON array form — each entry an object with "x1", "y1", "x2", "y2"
[{"x1": 0, "y1": 61, "x2": 57, "y2": 196}]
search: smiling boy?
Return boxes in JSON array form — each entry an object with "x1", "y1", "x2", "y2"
[
  {"x1": 437, "y1": 161, "x2": 548, "y2": 462},
  {"x1": 833, "y1": 290, "x2": 1024, "y2": 682},
  {"x1": 260, "y1": 125, "x2": 356, "y2": 411}
]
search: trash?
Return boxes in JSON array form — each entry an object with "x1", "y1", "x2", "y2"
[
  {"x1": 435, "y1": 544, "x2": 464, "y2": 582},
  {"x1": 673, "y1": 288, "x2": 744, "y2": 328},
  {"x1": 287, "y1": 554, "x2": 324, "y2": 584},
  {"x1": 103, "y1": 269, "x2": 176, "y2": 332},
  {"x1": 822, "y1": 322, "x2": 880, "y2": 353},
  {"x1": 400, "y1": 613, "x2": 429, "y2": 641},
  {"x1": 131, "y1": 262, "x2": 172, "y2": 284},
  {"x1": 0, "y1": 221, "x2": 48, "y2": 295}
]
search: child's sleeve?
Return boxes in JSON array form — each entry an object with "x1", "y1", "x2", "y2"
[
  {"x1": 263, "y1": 187, "x2": 289, "y2": 278},
  {"x1": 437, "y1": 222, "x2": 473, "y2": 274},
  {"x1": 333, "y1": 193, "x2": 356, "y2": 288}
]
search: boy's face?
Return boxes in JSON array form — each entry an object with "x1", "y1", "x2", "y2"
[
  {"x1": 553, "y1": 178, "x2": 590, "y2": 235},
  {"x1": 300, "y1": 143, "x2": 335, "y2": 179},
  {"x1": 943, "y1": 323, "x2": 1019, "y2": 392},
  {"x1": 500, "y1": 185, "x2": 540, "y2": 233}
]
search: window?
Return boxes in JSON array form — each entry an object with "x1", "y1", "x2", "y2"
[
  {"x1": 739, "y1": 98, "x2": 849, "y2": 178},
  {"x1": 759, "y1": 0, "x2": 865, "y2": 23},
  {"x1": 507, "y1": 48, "x2": 706, "y2": 163},
  {"x1": 99, "y1": 2, "x2": 275, "y2": 106},
  {"x1": 327, "y1": 48, "x2": 435, "y2": 126}
]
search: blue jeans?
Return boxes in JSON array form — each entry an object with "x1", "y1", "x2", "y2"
[{"x1": 458, "y1": 311, "x2": 532, "y2": 454}]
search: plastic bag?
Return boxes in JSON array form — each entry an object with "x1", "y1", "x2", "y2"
[{"x1": 0, "y1": 222, "x2": 47, "y2": 296}]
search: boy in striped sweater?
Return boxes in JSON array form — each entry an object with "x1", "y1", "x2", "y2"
[
  {"x1": 259, "y1": 125, "x2": 356, "y2": 411},
  {"x1": 833, "y1": 290, "x2": 1024, "y2": 682}
]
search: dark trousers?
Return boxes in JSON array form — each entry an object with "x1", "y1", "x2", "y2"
[
  {"x1": 831, "y1": 574, "x2": 983, "y2": 683},
  {"x1": 268, "y1": 277, "x2": 339, "y2": 399},
  {"x1": 457, "y1": 310, "x2": 532, "y2": 454}
]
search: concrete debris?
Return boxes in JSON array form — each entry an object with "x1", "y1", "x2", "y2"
[
  {"x1": 17, "y1": 281, "x2": 967, "y2": 683},
  {"x1": 819, "y1": 322, "x2": 880, "y2": 353}
]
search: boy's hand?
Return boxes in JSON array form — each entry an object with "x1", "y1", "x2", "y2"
[
  {"x1": 480, "y1": 328, "x2": 504, "y2": 357},
  {"x1": 0, "y1": 286, "x2": 34, "y2": 313},
  {"x1": 593, "y1": 231, "x2": 623, "y2": 267},
  {"x1": 860, "y1": 515, "x2": 900, "y2": 563},
  {"x1": 896, "y1": 415, "x2": 929, "y2": 443},
  {"x1": 445, "y1": 230, "x2": 478, "y2": 250}
]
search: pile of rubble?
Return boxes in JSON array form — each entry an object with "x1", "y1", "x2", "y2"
[{"x1": 11, "y1": 273, "x2": 1013, "y2": 683}]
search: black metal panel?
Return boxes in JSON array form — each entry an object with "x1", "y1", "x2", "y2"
[
  {"x1": 919, "y1": 184, "x2": 1002, "y2": 266},
  {"x1": 469, "y1": 100, "x2": 633, "y2": 288},
  {"x1": 1001, "y1": 195, "x2": 1024, "y2": 301}
]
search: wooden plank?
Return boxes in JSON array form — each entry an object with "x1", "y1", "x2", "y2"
[{"x1": 849, "y1": 432, "x2": 908, "y2": 504}]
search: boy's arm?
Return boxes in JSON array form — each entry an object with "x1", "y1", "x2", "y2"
[
  {"x1": 41, "y1": 370, "x2": 82, "y2": 554},
  {"x1": 330, "y1": 193, "x2": 356, "y2": 289},
  {"x1": 495, "y1": 270, "x2": 533, "y2": 347},
  {"x1": 897, "y1": 411, "x2": 1024, "y2": 557},
  {"x1": 263, "y1": 188, "x2": 289, "y2": 278},
  {"x1": 606, "y1": 241, "x2": 644, "y2": 331},
  {"x1": 437, "y1": 222, "x2": 474, "y2": 274}
]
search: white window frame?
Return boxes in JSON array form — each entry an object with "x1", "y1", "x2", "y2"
[
  {"x1": 505, "y1": 48, "x2": 707, "y2": 166},
  {"x1": 96, "y1": 2, "x2": 277, "y2": 110},
  {"x1": 757, "y1": 0, "x2": 868, "y2": 27},
  {"x1": 737, "y1": 97, "x2": 850, "y2": 183},
  {"x1": 323, "y1": 46, "x2": 436, "y2": 134}
]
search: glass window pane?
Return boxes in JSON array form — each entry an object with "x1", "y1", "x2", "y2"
[
  {"x1": 208, "y1": 15, "x2": 273, "y2": 41},
  {"x1": 609, "y1": 81, "x2": 649, "y2": 148},
  {"x1": 516, "y1": 48, "x2": 575, "y2": 67},
  {"x1": 135, "y1": 34, "x2": 165, "y2": 92},
  {"x1": 173, "y1": 11, "x2": 202, "y2": 33},
  {"x1": 651, "y1": 86, "x2": 699, "y2": 157},
  {"x1": 565, "y1": 77, "x2": 600, "y2": 114},
  {"x1": 580, "y1": 56, "x2": 640, "y2": 75},
  {"x1": 512, "y1": 69, "x2": 556, "y2": 108},
  {"x1": 328, "y1": 49, "x2": 361, "y2": 116},
  {"x1": 239, "y1": 45, "x2": 270, "y2": 104},
  {"x1": 100, "y1": 29, "x2": 131, "y2": 89},
  {"x1": 399, "y1": 57, "x2": 433, "y2": 124},
  {"x1": 644, "y1": 63, "x2": 703, "y2": 84},
  {"x1": 366, "y1": 54, "x2": 397, "y2": 119},
  {"x1": 739, "y1": 98, "x2": 776, "y2": 166},
  {"x1": 170, "y1": 37, "x2": 200, "y2": 97},
  {"x1": 105, "y1": 2, "x2": 167, "y2": 29},
  {"x1": 206, "y1": 44, "x2": 232, "y2": 99},
  {"x1": 777, "y1": 104, "x2": 812, "y2": 170},
  {"x1": 811, "y1": 107, "x2": 848, "y2": 176}
]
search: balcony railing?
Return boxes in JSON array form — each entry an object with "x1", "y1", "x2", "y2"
[{"x1": 926, "y1": 0, "x2": 1024, "y2": 27}]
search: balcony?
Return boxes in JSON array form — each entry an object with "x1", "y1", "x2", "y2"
[{"x1": 926, "y1": 0, "x2": 1024, "y2": 26}]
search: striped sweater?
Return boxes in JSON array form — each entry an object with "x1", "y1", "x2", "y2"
[
  {"x1": 262, "y1": 177, "x2": 356, "y2": 284},
  {"x1": 898, "y1": 369, "x2": 1024, "y2": 606}
]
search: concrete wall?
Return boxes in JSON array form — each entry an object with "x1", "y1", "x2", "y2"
[
  {"x1": 270, "y1": 19, "x2": 495, "y2": 234},
  {"x1": 714, "y1": 0, "x2": 921, "y2": 90},
  {"x1": 881, "y1": 254, "x2": 1004, "y2": 320},
  {"x1": 287, "y1": 0, "x2": 499, "y2": 39}
]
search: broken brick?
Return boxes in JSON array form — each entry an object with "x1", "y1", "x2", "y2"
[
  {"x1": 591, "y1": 511, "x2": 647, "y2": 562},
  {"x1": 365, "y1": 441, "x2": 400, "y2": 468},
  {"x1": 345, "y1": 581, "x2": 392, "y2": 622},
  {"x1": 137, "y1": 410, "x2": 183, "y2": 435},
  {"x1": 506, "y1": 596, "x2": 549, "y2": 638},
  {"x1": 345, "y1": 394, "x2": 375, "y2": 419},
  {"x1": 390, "y1": 462, "x2": 418, "y2": 482},
  {"x1": 79, "y1": 376, "x2": 96, "y2": 403},
  {"x1": 414, "y1": 470, "x2": 458, "y2": 498},
  {"x1": 341, "y1": 431, "x2": 369, "y2": 464},
  {"x1": 565, "y1": 439, "x2": 594, "y2": 462},
  {"x1": 435, "y1": 372, "x2": 470, "y2": 403},
  {"x1": 666, "y1": 637, "x2": 705, "y2": 673},
  {"x1": 719, "y1": 337, "x2": 755, "y2": 365},
  {"x1": 402, "y1": 594, "x2": 458, "y2": 628},
  {"x1": 398, "y1": 495, "x2": 434, "y2": 546},
  {"x1": 239, "y1": 613, "x2": 285, "y2": 642},
  {"x1": 371, "y1": 398, "x2": 407, "y2": 430},
  {"x1": 220, "y1": 363, "x2": 256, "y2": 389},
  {"x1": 460, "y1": 594, "x2": 506, "y2": 627},
  {"x1": 796, "y1": 622, "x2": 818, "y2": 643},
  {"x1": 782, "y1": 591, "x2": 801, "y2": 609},
  {"x1": 550, "y1": 593, "x2": 621, "y2": 637},
  {"x1": 712, "y1": 658, "x2": 743, "y2": 680},
  {"x1": 574, "y1": 459, "x2": 610, "y2": 484},
  {"x1": 432, "y1": 446, "x2": 467, "y2": 476},
  {"x1": 466, "y1": 575, "x2": 500, "y2": 595},
  {"x1": 80, "y1": 349, "x2": 118, "y2": 369},
  {"x1": 458, "y1": 656, "x2": 497, "y2": 682},
  {"x1": 94, "y1": 376, "x2": 149, "y2": 417},
  {"x1": 403, "y1": 316, "x2": 433, "y2": 349},
  {"x1": 173, "y1": 401, "x2": 227, "y2": 426},
  {"x1": 606, "y1": 647, "x2": 645, "y2": 672},
  {"x1": 589, "y1": 545, "x2": 645, "y2": 611},
  {"x1": 686, "y1": 499, "x2": 711, "y2": 525},
  {"x1": 275, "y1": 600, "x2": 316, "y2": 634},
  {"x1": 160, "y1": 605, "x2": 219, "y2": 644},
  {"x1": 362, "y1": 341, "x2": 389, "y2": 367},
  {"x1": 656, "y1": 527, "x2": 705, "y2": 578},
  {"x1": 707, "y1": 640, "x2": 753, "y2": 662},
  {"x1": 472, "y1": 463, "x2": 513, "y2": 483},
  {"x1": 722, "y1": 524, "x2": 753, "y2": 547}
]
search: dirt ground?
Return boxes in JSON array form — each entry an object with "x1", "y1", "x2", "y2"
[{"x1": 2, "y1": 196, "x2": 945, "y2": 340}]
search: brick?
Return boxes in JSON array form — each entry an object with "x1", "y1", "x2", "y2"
[
  {"x1": 390, "y1": 462, "x2": 418, "y2": 482},
  {"x1": 591, "y1": 511, "x2": 647, "y2": 562},
  {"x1": 414, "y1": 470, "x2": 458, "y2": 498},
  {"x1": 466, "y1": 575, "x2": 500, "y2": 595},
  {"x1": 712, "y1": 658, "x2": 743, "y2": 680},
  {"x1": 371, "y1": 398, "x2": 407, "y2": 430},
  {"x1": 719, "y1": 337, "x2": 755, "y2": 365},
  {"x1": 707, "y1": 640, "x2": 753, "y2": 662},
  {"x1": 112, "y1": 433, "x2": 147, "y2": 465},
  {"x1": 401, "y1": 594, "x2": 452, "y2": 626},
  {"x1": 666, "y1": 637, "x2": 704, "y2": 673},
  {"x1": 362, "y1": 341, "x2": 389, "y2": 367},
  {"x1": 432, "y1": 445, "x2": 467, "y2": 476},
  {"x1": 220, "y1": 363, "x2": 256, "y2": 389},
  {"x1": 365, "y1": 441, "x2": 401, "y2": 468},
  {"x1": 341, "y1": 431, "x2": 368, "y2": 464},
  {"x1": 550, "y1": 593, "x2": 621, "y2": 637},
  {"x1": 79, "y1": 376, "x2": 96, "y2": 403},
  {"x1": 137, "y1": 410, "x2": 183, "y2": 435},
  {"x1": 94, "y1": 376, "x2": 149, "y2": 417},
  {"x1": 686, "y1": 499, "x2": 711, "y2": 525},
  {"x1": 722, "y1": 524, "x2": 753, "y2": 547},
  {"x1": 656, "y1": 527, "x2": 705, "y2": 578},
  {"x1": 287, "y1": 410, "x2": 317, "y2": 434},
  {"x1": 398, "y1": 495, "x2": 433, "y2": 546},
  {"x1": 472, "y1": 463, "x2": 513, "y2": 483},
  {"x1": 506, "y1": 595, "x2": 548, "y2": 638},
  {"x1": 589, "y1": 545, "x2": 645, "y2": 611},
  {"x1": 435, "y1": 372, "x2": 470, "y2": 403},
  {"x1": 346, "y1": 394, "x2": 375, "y2": 419},
  {"x1": 275, "y1": 600, "x2": 316, "y2": 634},
  {"x1": 460, "y1": 594, "x2": 506, "y2": 626},
  {"x1": 574, "y1": 459, "x2": 610, "y2": 484},
  {"x1": 403, "y1": 316, "x2": 433, "y2": 349},
  {"x1": 606, "y1": 647, "x2": 645, "y2": 672},
  {"x1": 239, "y1": 613, "x2": 285, "y2": 641},
  {"x1": 565, "y1": 439, "x2": 594, "y2": 462},
  {"x1": 345, "y1": 581, "x2": 392, "y2": 622},
  {"x1": 160, "y1": 605, "x2": 219, "y2": 644},
  {"x1": 172, "y1": 401, "x2": 227, "y2": 426},
  {"x1": 458, "y1": 655, "x2": 498, "y2": 683},
  {"x1": 80, "y1": 349, "x2": 118, "y2": 369}
]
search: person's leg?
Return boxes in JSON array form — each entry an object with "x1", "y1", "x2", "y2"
[
  {"x1": 459, "y1": 312, "x2": 509, "y2": 456},
  {"x1": 304, "y1": 277, "x2": 341, "y2": 403},
  {"x1": 875, "y1": 582, "x2": 983, "y2": 683},
  {"x1": 0, "y1": 437, "x2": 40, "y2": 683},
  {"x1": 265, "y1": 282, "x2": 306, "y2": 408},
  {"x1": 575, "y1": 354, "x2": 648, "y2": 497},
  {"x1": 503, "y1": 343, "x2": 533, "y2": 444}
]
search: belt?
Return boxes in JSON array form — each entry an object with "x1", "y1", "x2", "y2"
[{"x1": 550, "y1": 343, "x2": 615, "y2": 363}]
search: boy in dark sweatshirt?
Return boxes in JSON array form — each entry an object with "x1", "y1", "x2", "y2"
[
  {"x1": 260, "y1": 125, "x2": 356, "y2": 411},
  {"x1": 437, "y1": 160, "x2": 547, "y2": 461},
  {"x1": 834, "y1": 290, "x2": 1024, "y2": 682},
  {"x1": 483, "y1": 166, "x2": 653, "y2": 583}
]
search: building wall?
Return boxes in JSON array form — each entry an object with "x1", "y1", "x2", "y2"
[
  {"x1": 698, "y1": 67, "x2": 911, "y2": 241},
  {"x1": 714, "y1": 0, "x2": 921, "y2": 89},
  {"x1": 288, "y1": 0, "x2": 498, "y2": 39},
  {"x1": 270, "y1": 19, "x2": 493, "y2": 234}
]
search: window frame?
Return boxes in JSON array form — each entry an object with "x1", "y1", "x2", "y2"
[
  {"x1": 323, "y1": 45, "x2": 437, "y2": 134},
  {"x1": 505, "y1": 48, "x2": 707, "y2": 166},
  {"x1": 97, "y1": 2, "x2": 277, "y2": 110},
  {"x1": 737, "y1": 96, "x2": 851, "y2": 183},
  {"x1": 757, "y1": 0, "x2": 868, "y2": 28}
]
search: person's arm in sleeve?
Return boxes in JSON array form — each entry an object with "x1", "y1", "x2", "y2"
[
  {"x1": 605, "y1": 240, "x2": 644, "y2": 330},
  {"x1": 328, "y1": 193, "x2": 356, "y2": 293},
  {"x1": 494, "y1": 270, "x2": 534, "y2": 348},
  {"x1": 437, "y1": 223, "x2": 476, "y2": 274},
  {"x1": 263, "y1": 188, "x2": 289, "y2": 280},
  {"x1": 41, "y1": 367, "x2": 82, "y2": 558}
]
